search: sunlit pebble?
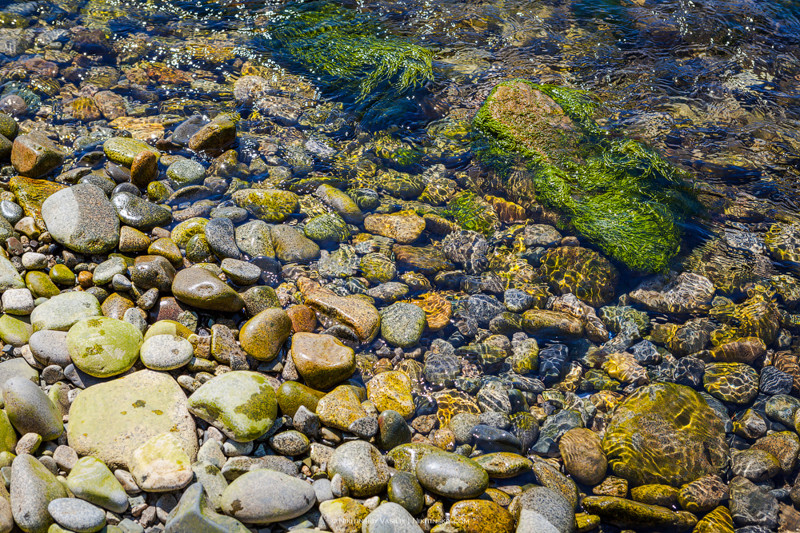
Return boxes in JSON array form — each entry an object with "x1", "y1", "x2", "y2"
[{"x1": 0, "y1": 95, "x2": 27, "y2": 117}]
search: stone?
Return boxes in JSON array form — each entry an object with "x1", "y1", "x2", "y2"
[
  {"x1": 364, "y1": 211, "x2": 426, "y2": 244},
  {"x1": 0, "y1": 314, "x2": 30, "y2": 346},
  {"x1": 319, "y1": 497, "x2": 369, "y2": 533},
  {"x1": 232, "y1": 189, "x2": 298, "y2": 223},
  {"x1": 41, "y1": 183, "x2": 119, "y2": 254},
  {"x1": 172, "y1": 267, "x2": 244, "y2": 313},
  {"x1": 316, "y1": 386, "x2": 371, "y2": 434},
  {"x1": 189, "y1": 114, "x2": 236, "y2": 152},
  {"x1": 139, "y1": 334, "x2": 193, "y2": 371},
  {"x1": 703, "y1": 362, "x2": 759, "y2": 404},
  {"x1": 11, "y1": 133, "x2": 64, "y2": 178},
  {"x1": 539, "y1": 246, "x2": 618, "y2": 307},
  {"x1": 239, "y1": 308, "x2": 291, "y2": 361},
  {"x1": 131, "y1": 255, "x2": 176, "y2": 292},
  {"x1": 271, "y1": 224, "x2": 320, "y2": 263},
  {"x1": 130, "y1": 150, "x2": 158, "y2": 189},
  {"x1": 10, "y1": 454, "x2": 68, "y2": 533},
  {"x1": 129, "y1": 432, "x2": 193, "y2": 492},
  {"x1": 188, "y1": 371, "x2": 277, "y2": 442},
  {"x1": 387, "y1": 471, "x2": 424, "y2": 515},
  {"x1": 315, "y1": 184, "x2": 364, "y2": 224},
  {"x1": 362, "y1": 502, "x2": 422, "y2": 533},
  {"x1": 473, "y1": 452, "x2": 532, "y2": 479},
  {"x1": 3, "y1": 375, "x2": 62, "y2": 441},
  {"x1": 381, "y1": 302, "x2": 426, "y2": 347},
  {"x1": 112, "y1": 193, "x2": 172, "y2": 230},
  {"x1": 581, "y1": 496, "x2": 694, "y2": 531},
  {"x1": 367, "y1": 371, "x2": 415, "y2": 420},
  {"x1": 165, "y1": 482, "x2": 248, "y2": 533},
  {"x1": 731, "y1": 449, "x2": 780, "y2": 482},
  {"x1": 450, "y1": 499, "x2": 515, "y2": 533},
  {"x1": 67, "y1": 456, "x2": 128, "y2": 513},
  {"x1": 415, "y1": 451, "x2": 489, "y2": 500},
  {"x1": 328, "y1": 441, "x2": 390, "y2": 497},
  {"x1": 558, "y1": 428, "x2": 607, "y2": 485},
  {"x1": 103, "y1": 137, "x2": 155, "y2": 166},
  {"x1": 66, "y1": 317, "x2": 142, "y2": 378},
  {"x1": 729, "y1": 476, "x2": 778, "y2": 528},
  {"x1": 234, "y1": 220, "x2": 274, "y2": 257},
  {"x1": 303, "y1": 285, "x2": 381, "y2": 342},
  {"x1": 629, "y1": 272, "x2": 715, "y2": 314},
  {"x1": 67, "y1": 370, "x2": 197, "y2": 469},
  {"x1": 0, "y1": 256, "x2": 23, "y2": 292},
  {"x1": 602, "y1": 383, "x2": 728, "y2": 487},
  {"x1": 510, "y1": 486, "x2": 576, "y2": 533},
  {"x1": 220, "y1": 469, "x2": 315, "y2": 524},
  {"x1": 48, "y1": 498, "x2": 106, "y2": 533},
  {"x1": 290, "y1": 332, "x2": 356, "y2": 390}
]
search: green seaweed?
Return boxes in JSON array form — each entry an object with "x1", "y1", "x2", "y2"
[
  {"x1": 443, "y1": 191, "x2": 499, "y2": 235},
  {"x1": 263, "y1": 1, "x2": 433, "y2": 119},
  {"x1": 472, "y1": 79, "x2": 696, "y2": 273}
]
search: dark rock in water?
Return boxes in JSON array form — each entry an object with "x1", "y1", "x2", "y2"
[
  {"x1": 759, "y1": 366, "x2": 793, "y2": 396},
  {"x1": 673, "y1": 356, "x2": 705, "y2": 389},
  {"x1": 466, "y1": 294, "x2": 505, "y2": 327},
  {"x1": 630, "y1": 340, "x2": 661, "y2": 365},
  {"x1": 531, "y1": 409, "x2": 583, "y2": 457},
  {"x1": 173, "y1": 115, "x2": 209, "y2": 146},
  {"x1": 471, "y1": 424, "x2": 522, "y2": 453},
  {"x1": 539, "y1": 344, "x2": 569, "y2": 385},
  {"x1": 442, "y1": 230, "x2": 489, "y2": 274},
  {"x1": 729, "y1": 476, "x2": 778, "y2": 528}
]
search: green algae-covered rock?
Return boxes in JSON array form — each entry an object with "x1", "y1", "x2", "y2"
[
  {"x1": 304, "y1": 213, "x2": 350, "y2": 245},
  {"x1": 67, "y1": 370, "x2": 197, "y2": 469},
  {"x1": 276, "y1": 381, "x2": 326, "y2": 417},
  {"x1": 0, "y1": 410, "x2": 16, "y2": 454},
  {"x1": 602, "y1": 383, "x2": 728, "y2": 487},
  {"x1": 582, "y1": 496, "x2": 695, "y2": 531},
  {"x1": 266, "y1": 1, "x2": 432, "y2": 122},
  {"x1": 443, "y1": 191, "x2": 499, "y2": 236},
  {"x1": 232, "y1": 189, "x2": 299, "y2": 223},
  {"x1": 165, "y1": 482, "x2": 249, "y2": 533},
  {"x1": 30, "y1": 291, "x2": 102, "y2": 332},
  {"x1": 10, "y1": 453, "x2": 68, "y2": 533},
  {"x1": 103, "y1": 137, "x2": 156, "y2": 166},
  {"x1": 473, "y1": 79, "x2": 694, "y2": 273},
  {"x1": 0, "y1": 314, "x2": 31, "y2": 346},
  {"x1": 539, "y1": 246, "x2": 618, "y2": 307},
  {"x1": 188, "y1": 371, "x2": 277, "y2": 443},
  {"x1": 693, "y1": 505, "x2": 734, "y2": 533},
  {"x1": 67, "y1": 457, "x2": 128, "y2": 514},
  {"x1": 66, "y1": 317, "x2": 142, "y2": 378}
]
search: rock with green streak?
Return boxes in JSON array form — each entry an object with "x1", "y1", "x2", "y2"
[
  {"x1": 67, "y1": 370, "x2": 198, "y2": 469},
  {"x1": 48, "y1": 264, "x2": 75, "y2": 286},
  {"x1": 304, "y1": 213, "x2": 350, "y2": 245},
  {"x1": 26, "y1": 271, "x2": 60, "y2": 298},
  {"x1": 188, "y1": 371, "x2": 278, "y2": 443},
  {"x1": 165, "y1": 482, "x2": 249, "y2": 533},
  {"x1": 0, "y1": 410, "x2": 16, "y2": 454},
  {"x1": 582, "y1": 496, "x2": 696, "y2": 531},
  {"x1": 8, "y1": 175, "x2": 66, "y2": 229},
  {"x1": 30, "y1": 291, "x2": 102, "y2": 331},
  {"x1": 265, "y1": 1, "x2": 432, "y2": 122},
  {"x1": 66, "y1": 317, "x2": 142, "y2": 378},
  {"x1": 276, "y1": 381, "x2": 326, "y2": 417},
  {"x1": 473, "y1": 79, "x2": 695, "y2": 273},
  {"x1": 0, "y1": 314, "x2": 30, "y2": 346},
  {"x1": 443, "y1": 191, "x2": 499, "y2": 236},
  {"x1": 171, "y1": 217, "x2": 208, "y2": 249},
  {"x1": 603, "y1": 383, "x2": 728, "y2": 487},
  {"x1": 103, "y1": 137, "x2": 158, "y2": 166},
  {"x1": 239, "y1": 308, "x2": 292, "y2": 361},
  {"x1": 232, "y1": 189, "x2": 299, "y2": 223},
  {"x1": 0, "y1": 255, "x2": 23, "y2": 292},
  {"x1": 66, "y1": 457, "x2": 128, "y2": 513}
]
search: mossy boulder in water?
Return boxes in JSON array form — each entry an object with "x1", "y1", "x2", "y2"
[
  {"x1": 603, "y1": 383, "x2": 728, "y2": 487},
  {"x1": 472, "y1": 79, "x2": 694, "y2": 273},
  {"x1": 539, "y1": 246, "x2": 618, "y2": 307},
  {"x1": 443, "y1": 192, "x2": 499, "y2": 236}
]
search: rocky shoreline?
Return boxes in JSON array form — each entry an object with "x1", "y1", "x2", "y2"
[{"x1": 0, "y1": 2, "x2": 796, "y2": 533}]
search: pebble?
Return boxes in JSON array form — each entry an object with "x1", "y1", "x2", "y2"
[
  {"x1": 362, "y1": 502, "x2": 423, "y2": 533},
  {"x1": 139, "y1": 334, "x2": 193, "y2": 370},
  {"x1": 66, "y1": 456, "x2": 129, "y2": 513},
  {"x1": 66, "y1": 317, "x2": 142, "y2": 378},
  {"x1": 220, "y1": 469, "x2": 316, "y2": 524},
  {"x1": 42, "y1": 183, "x2": 119, "y2": 253},
  {"x1": 3, "y1": 375, "x2": 63, "y2": 440},
  {"x1": 10, "y1": 454, "x2": 68, "y2": 533},
  {"x1": 290, "y1": 332, "x2": 356, "y2": 389},
  {"x1": 381, "y1": 302, "x2": 426, "y2": 347},
  {"x1": 171, "y1": 267, "x2": 245, "y2": 312},
  {"x1": 48, "y1": 498, "x2": 106, "y2": 533},
  {"x1": 129, "y1": 432, "x2": 193, "y2": 492},
  {"x1": 415, "y1": 451, "x2": 489, "y2": 499},
  {"x1": 328, "y1": 440, "x2": 391, "y2": 497}
]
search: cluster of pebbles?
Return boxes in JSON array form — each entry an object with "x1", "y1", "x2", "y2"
[{"x1": 0, "y1": 2, "x2": 797, "y2": 533}]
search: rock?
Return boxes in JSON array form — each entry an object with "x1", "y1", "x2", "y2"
[
  {"x1": 729, "y1": 476, "x2": 778, "y2": 528},
  {"x1": 129, "y1": 432, "x2": 193, "y2": 492},
  {"x1": 130, "y1": 149, "x2": 158, "y2": 189},
  {"x1": 367, "y1": 371, "x2": 415, "y2": 420},
  {"x1": 239, "y1": 308, "x2": 291, "y2": 361},
  {"x1": 232, "y1": 189, "x2": 298, "y2": 223},
  {"x1": 319, "y1": 497, "x2": 369, "y2": 533},
  {"x1": 522, "y1": 310, "x2": 584, "y2": 338},
  {"x1": 693, "y1": 506, "x2": 734, "y2": 533},
  {"x1": 415, "y1": 451, "x2": 488, "y2": 499},
  {"x1": 510, "y1": 486, "x2": 576, "y2": 533},
  {"x1": 276, "y1": 381, "x2": 325, "y2": 417},
  {"x1": 539, "y1": 246, "x2": 618, "y2": 307},
  {"x1": 731, "y1": 449, "x2": 780, "y2": 482},
  {"x1": 66, "y1": 456, "x2": 128, "y2": 513},
  {"x1": 304, "y1": 213, "x2": 350, "y2": 245},
  {"x1": 3, "y1": 376, "x2": 63, "y2": 440},
  {"x1": 0, "y1": 255, "x2": 23, "y2": 292},
  {"x1": 581, "y1": 496, "x2": 694, "y2": 531},
  {"x1": 10, "y1": 454, "x2": 68, "y2": 533},
  {"x1": 42, "y1": 183, "x2": 119, "y2": 254},
  {"x1": 303, "y1": 285, "x2": 381, "y2": 342},
  {"x1": 171, "y1": 267, "x2": 244, "y2": 313},
  {"x1": 387, "y1": 471, "x2": 424, "y2": 515},
  {"x1": 165, "y1": 482, "x2": 249, "y2": 533},
  {"x1": 751, "y1": 431, "x2": 800, "y2": 476},
  {"x1": 364, "y1": 211, "x2": 426, "y2": 244},
  {"x1": 316, "y1": 386, "x2": 371, "y2": 434},
  {"x1": 48, "y1": 498, "x2": 106, "y2": 533},
  {"x1": 271, "y1": 224, "x2": 320, "y2": 263},
  {"x1": 708, "y1": 337, "x2": 766, "y2": 363},
  {"x1": 450, "y1": 499, "x2": 515, "y2": 533},
  {"x1": 629, "y1": 272, "x2": 715, "y2": 314},
  {"x1": 234, "y1": 220, "x2": 274, "y2": 257},
  {"x1": 393, "y1": 244, "x2": 454, "y2": 274},
  {"x1": 112, "y1": 193, "x2": 172, "y2": 230},
  {"x1": 290, "y1": 332, "x2": 356, "y2": 390},
  {"x1": 189, "y1": 114, "x2": 236, "y2": 152},
  {"x1": 315, "y1": 184, "x2": 364, "y2": 224},
  {"x1": 11, "y1": 132, "x2": 64, "y2": 178},
  {"x1": 362, "y1": 502, "x2": 423, "y2": 533},
  {"x1": 204, "y1": 217, "x2": 239, "y2": 259},
  {"x1": 703, "y1": 362, "x2": 759, "y2": 404},
  {"x1": 677, "y1": 474, "x2": 727, "y2": 514},
  {"x1": 602, "y1": 383, "x2": 728, "y2": 486},
  {"x1": 328, "y1": 441, "x2": 390, "y2": 497},
  {"x1": 558, "y1": 428, "x2": 607, "y2": 486},
  {"x1": 66, "y1": 317, "x2": 142, "y2": 378},
  {"x1": 67, "y1": 370, "x2": 197, "y2": 469},
  {"x1": 220, "y1": 469, "x2": 315, "y2": 524},
  {"x1": 381, "y1": 302, "x2": 426, "y2": 347},
  {"x1": 473, "y1": 452, "x2": 532, "y2": 479},
  {"x1": 103, "y1": 137, "x2": 155, "y2": 166},
  {"x1": 131, "y1": 255, "x2": 176, "y2": 292},
  {"x1": 188, "y1": 371, "x2": 277, "y2": 442},
  {"x1": 139, "y1": 334, "x2": 193, "y2": 371},
  {"x1": 167, "y1": 159, "x2": 206, "y2": 188}
]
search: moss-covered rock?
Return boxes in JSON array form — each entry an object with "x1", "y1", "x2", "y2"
[
  {"x1": 539, "y1": 246, "x2": 618, "y2": 307},
  {"x1": 603, "y1": 383, "x2": 728, "y2": 487},
  {"x1": 472, "y1": 79, "x2": 695, "y2": 273},
  {"x1": 443, "y1": 192, "x2": 499, "y2": 236}
]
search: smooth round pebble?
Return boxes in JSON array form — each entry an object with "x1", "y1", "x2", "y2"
[
  {"x1": 139, "y1": 334, "x2": 194, "y2": 370},
  {"x1": 48, "y1": 498, "x2": 106, "y2": 533}
]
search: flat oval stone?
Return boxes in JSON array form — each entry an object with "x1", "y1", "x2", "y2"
[
  {"x1": 380, "y1": 302, "x2": 426, "y2": 348},
  {"x1": 239, "y1": 308, "x2": 291, "y2": 361},
  {"x1": 66, "y1": 317, "x2": 142, "y2": 378},
  {"x1": 3, "y1": 375, "x2": 63, "y2": 440},
  {"x1": 172, "y1": 267, "x2": 244, "y2": 313},
  {"x1": 290, "y1": 332, "x2": 355, "y2": 389},
  {"x1": 328, "y1": 440, "x2": 390, "y2": 497},
  {"x1": 30, "y1": 291, "x2": 103, "y2": 332},
  {"x1": 220, "y1": 469, "x2": 315, "y2": 524},
  {"x1": 474, "y1": 452, "x2": 533, "y2": 479},
  {"x1": 415, "y1": 451, "x2": 489, "y2": 500},
  {"x1": 362, "y1": 502, "x2": 422, "y2": 533},
  {"x1": 559, "y1": 428, "x2": 607, "y2": 486},
  {"x1": 66, "y1": 456, "x2": 128, "y2": 513},
  {"x1": 129, "y1": 432, "x2": 193, "y2": 492},
  {"x1": 111, "y1": 192, "x2": 172, "y2": 230},
  {"x1": 232, "y1": 188, "x2": 299, "y2": 223},
  {"x1": 103, "y1": 137, "x2": 154, "y2": 166},
  {"x1": 48, "y1": 498, "x2": 106, "y2": 533},
  {"x1": 188, "y1": 371, "x2": 277, "y2": 442},
  {"x1": 140, "y1": 334, "x2": 193, "y2": 371},
  {"x1": 41, "y1": 183, "x2": 119, "y2": 254},
  {"x1": 450, "y1": 499, "x2": 516, "y2": 533},
  {"x1": 10, "y1": 454, "x2": 68, "y2": 533}
]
